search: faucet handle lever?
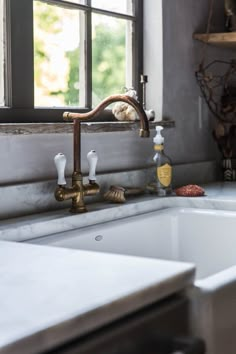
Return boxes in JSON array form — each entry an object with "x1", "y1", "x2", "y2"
[
  {"x1": 87, "y1": 150, "x2": 98, "y2": 182},
  {"x1": 54, "y1": 153, "x2": 67, "y2": 186}
]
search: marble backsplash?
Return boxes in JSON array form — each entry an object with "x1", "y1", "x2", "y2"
[{"x1": 0, "y1": 160, "x2": 218, "y2": 220}]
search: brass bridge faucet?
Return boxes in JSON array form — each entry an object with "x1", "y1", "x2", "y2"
[{"x1": 54, "y1": 94, "x2": 150, "y2": 213}]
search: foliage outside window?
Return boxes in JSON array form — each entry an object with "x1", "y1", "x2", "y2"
[{"x1": 0, "y1": 0, "x2": 143, "y2": 123}]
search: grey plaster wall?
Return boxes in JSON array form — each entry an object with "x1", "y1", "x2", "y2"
[
  {"x1": 0, "y1": 0, "x2": 229, "y2": 186},
  {"x1": 0, "y1": 131, "x2": 153, "y2": 184},
  {"x1": 162, "y1": 0, "x2": 232, "y2": 164}
]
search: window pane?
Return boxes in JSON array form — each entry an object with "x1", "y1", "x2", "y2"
[
  {"x1": 0, "y1": 0, "x2": 4, "y2": 106},
  {"x1": 92, "y1": 0, "x2": 134, "y2": 16},
  {"x1": 92, "y1": 14, "x2": 133, "y2": 106},
  {"x1": 33, "y1": 1, "x2": 86, "y2": 107}
]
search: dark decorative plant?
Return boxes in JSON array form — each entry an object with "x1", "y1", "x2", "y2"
[{"x1": 196, "y1": 60, "x2": 236, "y2": 159}]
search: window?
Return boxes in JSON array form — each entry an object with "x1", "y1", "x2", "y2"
[{"x1": 0, "y1": 0, "x2": 143, "y2": 122}]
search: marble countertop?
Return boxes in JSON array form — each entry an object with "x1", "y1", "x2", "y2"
[
  {"x1": 0, "y1": 241, "x2": 195, "y2": 354},
  {"x1": 1, "y1": 181, "x2": 234, "y2": 354},
  {"x1": 0, "y1": 182, "x2": 236, "y2": 243}
]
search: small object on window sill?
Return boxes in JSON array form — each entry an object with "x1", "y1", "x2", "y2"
[
  {"x1": 112, "y1": 89, "x2": 139, "y2": 121},
  {"x1": 145, "y1": 109, "x2": 155, "y2": 120},
  {"x1": 112, "y1": 88, "x2": 155, "y2": 122},
  {"x1": 175, "y1": 184, "x2": 205, "y2": 197},
  {"x1": 112, "y1": 101, "x2": 138, "y2": 121}
]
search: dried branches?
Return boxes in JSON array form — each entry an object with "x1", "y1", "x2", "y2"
[
  {"x1": 196, "y1": 60, "x2": 236, "y2": 124},
  {"x1": 196, "y1": 60, "x2": 236, "y2": 160}
]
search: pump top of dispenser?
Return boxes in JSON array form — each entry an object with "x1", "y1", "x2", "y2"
[{"x1": 153, "y1": 126, "x2": 164, "y2": 145}]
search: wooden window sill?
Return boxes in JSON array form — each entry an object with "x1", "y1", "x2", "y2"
[{"x1": 0, "y1": 120, "x2": 175, "y2": 135}]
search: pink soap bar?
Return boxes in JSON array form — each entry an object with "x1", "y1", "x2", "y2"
[{"x1": 175, "y1": 184, "x2": 205, "y2": 197}]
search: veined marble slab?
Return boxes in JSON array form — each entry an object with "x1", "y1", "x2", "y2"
[
  {"x1": 0, "y1": 241, "x2": 195, "y2": 354},
  {"x1": 0, "y1": 182, "x2": 235, "y2": 243},
  {"x1": 0, "y1": 160, "x2": 217, "y2": 220}
]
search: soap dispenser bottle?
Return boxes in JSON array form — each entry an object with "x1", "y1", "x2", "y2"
[{"x1": 153, "y1": 126, "x2": 172, "y2": 196}]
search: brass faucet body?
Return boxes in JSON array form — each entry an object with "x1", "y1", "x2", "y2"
[
  {"x1": 55, "y1": 173, "x2": 100, "y2": 213},
  {"x1": 55, "y1": 94, "x2": 150, "y2": 213}
]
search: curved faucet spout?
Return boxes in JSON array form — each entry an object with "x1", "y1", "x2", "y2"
[
  {"x1": 63, "y1": 94, "x2": 150, "y2": 137},
  {"x1": 56, "y1": 94, "x2": 150, "y2": 213}
]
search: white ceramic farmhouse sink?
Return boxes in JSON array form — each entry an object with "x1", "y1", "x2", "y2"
[{"x1": 29, "y1": 207, "x2": 236, "y2": 354}]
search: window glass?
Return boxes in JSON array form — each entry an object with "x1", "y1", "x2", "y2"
[
  {"x1": 92, "y1": 0, "x2": 134, "y2": 16},
  {"x1": 33, "y1": 1, "x2": 85, "y2": 107},
  {"x1": 0, "y1": 0, "x2": 142, "y2": 122},
  {"x1": 0, "y1": 0, "x2": 4, "y2": 107},
  {"x1": 92, "y1": 13, "x2": 133, "y2": 106}
]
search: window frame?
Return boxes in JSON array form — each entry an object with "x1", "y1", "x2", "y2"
[{"x1": 0, "y1": 0, "x2": 143, "y2": 123}]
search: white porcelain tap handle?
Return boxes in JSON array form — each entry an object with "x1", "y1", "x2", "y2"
[
  {"x1": 87, "y1": 150, "x2": 98, "y2": 182},
  {"x1": 54, "y1": 153, "x2": 67, "y2": 186},
  {"x1": 145, "y1": 109, "x2": 155, "y2": 120}
]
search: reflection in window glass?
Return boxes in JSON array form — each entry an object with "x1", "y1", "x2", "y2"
[
  {"x1": 92, "y1": 14, "x2": 132, "y2": 107},
  {"x1": 33, "y1": 1, "x2": 85, "y2": 107},
  {"x1": 92, "y1": 0, "x2": 134, "y2": 16},
  {"x1": 0, "y1": 0, "x2": 4, "y2": 107}
]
